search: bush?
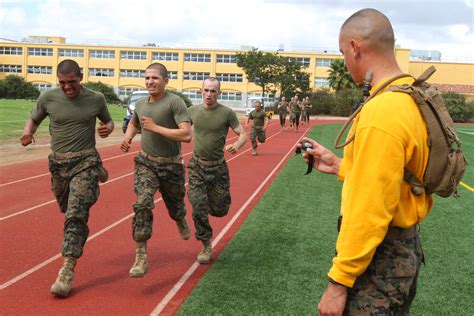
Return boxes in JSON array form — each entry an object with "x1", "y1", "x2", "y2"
[
  {"x1": 0, "y1": 75, "x2": 40, "y2": 100},
  {"x1": 83, "y1": 81, "x2": 122, "y2": 105},
  {"x1": 442, "y1": 92, "x2": 473, "y2": 123},
  {"x1": 168, "y1": 90, "x2": 193, "y2": 108},
  {"x1": 333, "y1": 88, "x2": 362, "y2": 117},
  {"x1": 311, "y1": 89, "x2": 336, "y2": 115}
]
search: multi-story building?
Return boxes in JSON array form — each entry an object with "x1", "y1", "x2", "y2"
[{"x1": 1, "y1": 36, "x2": 473, "y2": 108}]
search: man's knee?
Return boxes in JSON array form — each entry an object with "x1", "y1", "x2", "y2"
[{"x1": 132, "y1": 208, "x2": 153, "y2": 241}]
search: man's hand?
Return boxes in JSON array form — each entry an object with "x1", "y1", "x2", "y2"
[
  {"x1": 301, "y1": 137, "x2": 341, "y2": 175},
  {"x1": 141, "y1": 116, "x2": 157, "y2": 132},
  {"x1": 121, "y1": 137, "x2": 132, "y2": 152},
  {"x1": 318, "y1": 283, "x2": 347, "y2": 316},
  {"x1": 98, "y1": 121, "x2": 112, "y2": 138},
  {"x1": 225, "y1": 143, "x2": 238, "y2": 154},
  {"x1": 20, "y1": 134, "x2": 35, "y2": 146}
]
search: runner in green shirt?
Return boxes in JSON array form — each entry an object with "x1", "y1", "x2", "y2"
[{"x1": 246, "y1": 100, "x2": 268, "y2": 156}]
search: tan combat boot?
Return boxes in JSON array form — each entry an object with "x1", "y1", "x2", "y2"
[
  {"x1": 197, "y1": 240, "x2": 212, "y2": 264},
  {"x1": 176, "y1": 218, "x2": 190, "y2": 240},
  {"x1": 129, "y1": 241, "x2": 147, "y2": 277},
  {"x1": 50, "y1": 256, "x2": 77, "y2": 297}
]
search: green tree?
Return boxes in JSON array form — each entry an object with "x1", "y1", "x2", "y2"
[
  {"x1": 0, "y1": 75, "x2": 40, "y2": 100},
  {"x1": 168, "y1": 90, "x2": 193, "y2": 108},
  {"x1": 327, "y1": 59, "x2": 356, "y2": 91},
  {"x1": 442, "y1": 92, "x2": 473, "y2": 123},
  {"x1": 275, "y1": 58, "x2": 310, "y2": 98},
  {"x1": 333, "y1": 88, "x2": 362, "y2": 117},
  {"x1": 83, "y1": 81, "x2": 122, "y2": 104}
]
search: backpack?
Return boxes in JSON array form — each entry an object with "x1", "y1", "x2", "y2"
[{"x1": 334, "y1": 66, "x2": 468, "y2": 197}]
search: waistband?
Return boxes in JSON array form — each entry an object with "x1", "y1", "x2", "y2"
[
  {"x1": 52, "y1": 147, "x2": 97, "y2": 159},
  {"x1": 192, "y1": 155, "x2": 225, "y2": 167},
  {"x1": 385, "y1": 225, "x2": 418, "y2": 240},
  {"x1": 140, "y1": 150, "x2": 182, "y2": 164}
]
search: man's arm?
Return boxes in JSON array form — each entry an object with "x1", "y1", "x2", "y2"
[
  {"x1": 225, "y1": 123, "x2": 247, "y2": 154},
  {"x1": 300, "y1": 137, "x2": 341, "y2": 175},
  {"x1": 20, "y1": 118, "x2": 39, "y2": 146},
  {"x1": 263, "y1": 115, "x2": 269, "y2": 130},
  {"x1": 121, "y1": 119, "x2": 140, "y2": 152},
  {"x1": 98, "y1": 120, "x2": 114, "y2": 138},
  {"x1": 141, "y1": 116, "x2": 192, "y2": 143}
]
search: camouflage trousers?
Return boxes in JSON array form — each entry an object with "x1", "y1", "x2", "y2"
[
  {"x1": 132, "y1": 154, "x2": 186, "y2": 242},
  {"x1": 48, "y1": 150, "x2": 102, "y2": 258},
  {"x1": 187, "y1": 157, "x2": 231, "y2": 241},
  {"x1": 279, "y1": 113, "x2": 287, "y2": 127},
  {"x1": 345, "y1": 226, "x2": 423, "y2": 315},
  {"x1": 250, "y1": 126, "x2": 266, "y2": 149}
]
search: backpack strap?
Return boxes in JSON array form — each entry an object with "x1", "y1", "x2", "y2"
[{"x1": 413, "y1": 65, "x2": 436, "y2": 85}]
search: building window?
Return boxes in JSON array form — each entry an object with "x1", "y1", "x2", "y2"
[
  {"x1": 90, "y1": 49, "x2": 115, "y2": 59},
  {"x1": 120, "y1": 69, "x2": 145, "y2": 78},
  {"x1": 152, "y1": 52, "x2": 179, "y2": 61},
  {"x1": 89, "y1": 68, "x2": 114, "y2": 77},
  {"x1": 182, "y1": 90, "x2": 202, "y2": 100},
  {"x1": 218, "y1": 91, "x2": 242, "y2": 101},
  {"x1": 118, "y1": 87, "x2": 145, "y2": 99},
  {"x1": 168, "y1": 71, "x2": 178, "y2": 80},
  {"x1": 0, "y1": 64, "x2": 22, "y2": 73},
  {"x1": 120, "y1": 51, "x2": 147, "y2": 60},
  {"x1": 0, "y1": 46, "x2": 23, "y2": 55},
  {"x1": 316, "y1": 58, "x2": 338, "y2": 67},
  {"x1": 59, "y1": 48, "x2": 84, "y2": 57},
  {"x1": 28, "y1": 47, "x2": 53, "y2": 56},
  {"x1": 216, "y1": 54, "x2": 236, "y2": 64},
  {"x1": 216, "y1": 73, "x2": 243, "y2": 82},
  {"x1": 315, "y1": 77, "x2": 329, "y2": 87},
  {"x1": 33, "y1": 83, "x2": 53, "y2": 92},
  {"x1": 183, "y1": 72, "x2": 210, "y2": 81},
  {"x1": 184, "y1": 53, "x2": 211, "y2": 62},
  {"x1": 28, "y1": 65, "x2": 52, "y2": 74},
  {"x1": 247, "y1": 93, "x2": 275, "y2": 104},
  {"x1": 288, "y1": 57, "x2": 310, "y2": 67}
]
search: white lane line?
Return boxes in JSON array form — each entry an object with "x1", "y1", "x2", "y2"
[{"x1": 150, "y1": 127, "x2": 309, "y2": 316}]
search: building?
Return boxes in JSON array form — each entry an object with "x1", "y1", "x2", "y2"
[{"x1": 1, "y1": 36, "x2": 473, "y2": 109}]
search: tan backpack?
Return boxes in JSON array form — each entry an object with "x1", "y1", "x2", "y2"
[{"x1": 335, "y1": 66, "x2": 468, "y2": 197}]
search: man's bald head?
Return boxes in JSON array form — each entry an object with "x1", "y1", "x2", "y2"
[{"x1": 340, "y1": 8, "x2": 395, "y2": 54}]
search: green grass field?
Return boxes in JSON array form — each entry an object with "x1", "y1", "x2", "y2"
[
  {"x1": 0, "y1": 99, "x2": 125, "y2": 141},
  {"x1": 178, "y1": 124, "x2": 474, "y2": 315}
]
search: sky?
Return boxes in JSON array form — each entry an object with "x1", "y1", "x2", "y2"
[{"x1": 0, "y1": 0, "x2": 473, "y2": 62}]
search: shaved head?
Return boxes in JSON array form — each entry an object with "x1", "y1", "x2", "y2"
[
  {"x1": 146, "y1": 62, "x2": 168, "y2": 78},
  {"x1": 340, "y1": 8, "x2": 395, "y2": 53}
]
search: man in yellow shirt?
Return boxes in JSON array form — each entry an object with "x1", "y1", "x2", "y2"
[{"x1": 301, "y1": 9, "x2": 433, "y2": 315}]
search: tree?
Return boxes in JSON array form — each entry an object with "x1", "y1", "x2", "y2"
[
  {"x1": 83, "y1": 81, "x2": 122, "y2": 104},
  {"x1": 275, "y1": 58, "x2": 310, "y2": 98},
  {"x1": 0, "y1": 75, "x2": 40, "y2": 99},
  {"x1": 442, "y1": 92, "x2": 473, "y2": 123},
  {"x1": 327, "y1": 59, "x2": 356, "y2": 91}
]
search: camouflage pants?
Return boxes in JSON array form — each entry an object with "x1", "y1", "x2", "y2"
[
  {"x1": 48, "y1": 150, "x2": 102, "y2": 258},
  {"x1": 187, "y1": 157, "x2": 231, "y2": 241},
  {"x1": 291, "y1": 112, "x2": 300, "y2": 127},
  {"x1": 345, "y1": 227, "x2": 423, "y2": 315},
  {"x1": 279, "y1": 113, "x2": 287, "y2": 127},
  {"x1": 250, "y1": 127, "x2": 266, "y2": 149},
  {"x1": 132, "y1": 154, "x2": 186, "y2": 242}
]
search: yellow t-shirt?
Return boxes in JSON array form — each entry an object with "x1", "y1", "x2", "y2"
[{"x1": 328, "y1": 77, "x2": 434, "y2": 287}]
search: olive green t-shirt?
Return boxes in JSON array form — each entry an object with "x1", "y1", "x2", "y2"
[
  {"x1": 249, "y1": 109, "x2": 266, "y2": 128},
  {"x1": 278, "y1": 101, "x2": 288, "y2": 115},
  {"x1": 289, "y1": 100, "x2": 300, "y2": 113},
  {"x1": 30, "y1": 86, "x2": 111, "y2": 153},
  {"x1": 132, "y1": 92, "x2": 190, "y2": 157},
  {"x1": 188, "y1": 103, "x2": 240, "y2": 161}
]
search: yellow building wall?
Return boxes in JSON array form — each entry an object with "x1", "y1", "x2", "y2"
[{"x1": 409, "y1": 62, "x2": 474, "y2": 85}]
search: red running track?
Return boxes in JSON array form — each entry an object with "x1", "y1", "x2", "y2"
[{"x1": 0, "y1": 118, "x2": 344, "y2": 315}]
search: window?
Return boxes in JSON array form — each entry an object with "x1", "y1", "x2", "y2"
[
  {"x1": 120, "y1": 51, "x2": 147, "y2": 60},
  {"x1": 216, "y1": 73, "x2": 243, "y2": 82},
  {"x1": 183, "y1": 72, "x2": 209, "y2": 81},
  {"x1": 33, "y1": 83, "x2": 53, "y2": 92},
  {"x1": 216, "y1": 54, "x2": 236, "y2": 64},
  {"x1": 28, "y1": 47, "x2": 53, "y2": 56},
  {"x1": 182, "y1": 90, "x2": 202, "y2": 100},
  {"x1": 288, "y1": 57, "x2": 310, "y2": 67},
  {"x1": 89, "y1": 68, "x2": 114, "y2": 77},
  {"x1": 315, "y1": 77, "x2": 329, "y2": 87},
  {"x1": 218, "y1": 91, "x2": 242, "y2": 101},
  {"x1": 0, "y1": 46, "x2": 22, "y2": 55},
  {"x1": 59, "y1": 48, "x2": 84, "y2": 57},
  {"x1": 28, "y1": 65, "x2": 52, "y2": 74},
  {"x1": 0, "y1": 64, "x2": 22, "y2": 73},
  {"x1": 184, "y1": 53, "x2": 211, "y2": 62},
  {"x1": 316, "y1": 58, "x2": 338, "y2": 67},
  {"x1": 152, "y1": 52, "x2": 179, "y2": 61},
  {"x1": 90, "y1": 49, "x2": 115, "y2": 59},
  {"x1": 120, "y1": 69, "x2": 145, "y2": 78},
  {"x1": 118, "y1": 87, "x2": 145, "y2": 99},
  {"x1": 168, "y1": 71, "x2": 178, "y2": 80},
  {"x1": 247, "y1": 93, "x2": 275, "y2": 104}
]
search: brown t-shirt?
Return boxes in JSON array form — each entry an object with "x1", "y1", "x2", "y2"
[{"x1": 249, "y1": 109, "x2": 266, "y2": 128}]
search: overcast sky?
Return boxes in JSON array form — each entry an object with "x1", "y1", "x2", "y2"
[{"x1": 1, "y1": 0, "x2": 473, "y2": 62}]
